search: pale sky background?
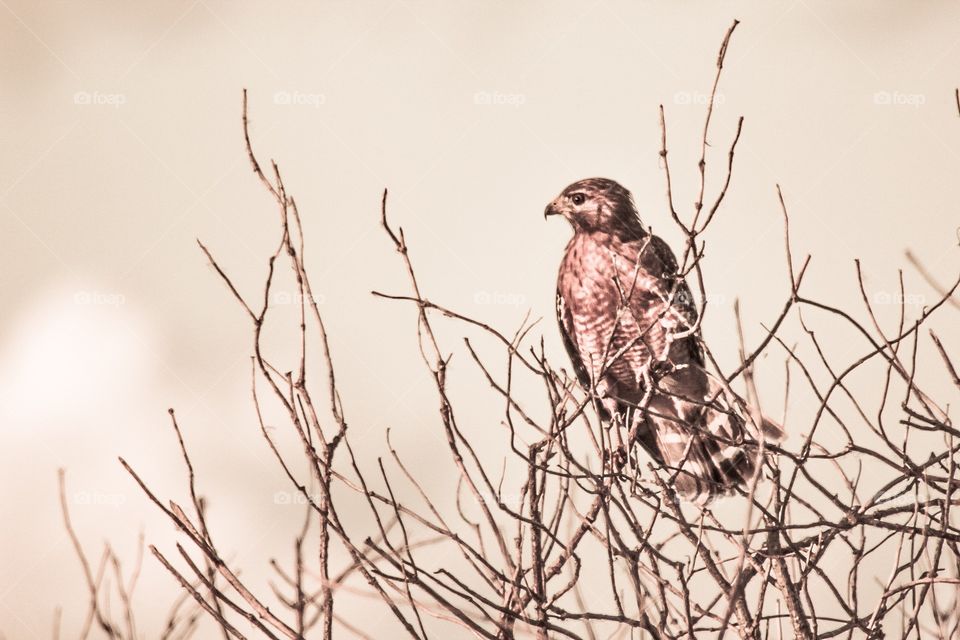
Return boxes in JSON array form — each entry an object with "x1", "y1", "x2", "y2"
[{"x1": 1, "y1": 1, "x2": 959, "y2": 638}]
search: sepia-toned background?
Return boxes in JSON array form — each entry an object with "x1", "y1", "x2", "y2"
[{"x1": 2, "y1": 1, "x2": 959, "y2": 636}]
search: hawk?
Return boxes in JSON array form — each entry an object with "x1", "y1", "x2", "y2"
[{"x1": 545, "y1": 178, "x2": 782, "y2": 503}]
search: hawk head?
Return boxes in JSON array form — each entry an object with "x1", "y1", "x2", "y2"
[{"x1": 544, "y1": 178, "x2": 646, "y2": 237}]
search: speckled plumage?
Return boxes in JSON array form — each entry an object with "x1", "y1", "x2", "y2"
[{"x1": 546, "y1": 178, "x2": 781, "y2": 503}]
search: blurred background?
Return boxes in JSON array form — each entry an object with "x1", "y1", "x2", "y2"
[{"x1": 1, "y1": 1, "x2": 959, "y2": 636}]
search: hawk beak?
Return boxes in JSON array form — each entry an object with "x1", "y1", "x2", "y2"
[{"x1": 544, "y1": 201, "x2": 560, "y2": 220}]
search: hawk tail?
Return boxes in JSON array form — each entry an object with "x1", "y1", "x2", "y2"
[{"x1": 647, "y1": 374, "x2": 784, "y2": 505}]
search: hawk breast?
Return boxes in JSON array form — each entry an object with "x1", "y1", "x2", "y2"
[{"x1": 556, "y1": 231, "x2": 700, "y2": 402}]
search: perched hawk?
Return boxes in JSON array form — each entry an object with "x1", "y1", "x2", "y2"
[{"x1": 546, "y1": 178, "x2": 781, "y2": 503}]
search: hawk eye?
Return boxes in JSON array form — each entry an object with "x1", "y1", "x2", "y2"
[{"x1": 570, "y1": 193, "x2": 586, "y2": 206}]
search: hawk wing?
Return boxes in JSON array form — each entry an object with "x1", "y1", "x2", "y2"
[{"x1": 627, "y1": 233, "x2": 703, "y2": 368}]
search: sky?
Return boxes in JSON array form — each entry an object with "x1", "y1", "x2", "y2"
[{"x1": 1, "y1": 1, "x2": 959, "y2": 637}]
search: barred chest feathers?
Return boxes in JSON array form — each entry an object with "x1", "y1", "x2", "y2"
[{"x1": 557, "y1": 231, "x2": 667, "y2": 387}]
